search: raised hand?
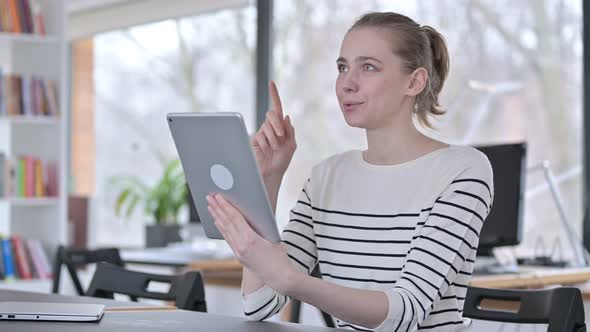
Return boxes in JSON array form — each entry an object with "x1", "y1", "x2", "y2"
[
  {"x1": 251, "y1": 81, "x2": 297, "y2": 179},
  {"x1": 206, "y1": 193, "x2": 298, "y2": 294}
]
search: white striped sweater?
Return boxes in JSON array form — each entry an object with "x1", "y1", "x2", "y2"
[{"x1": 242, "y1": 146, "x2": 494, "y2": 331}]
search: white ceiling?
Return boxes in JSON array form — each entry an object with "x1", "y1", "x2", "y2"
[
  {"x1": 66, "y1": 0, "x2": 250, "y2": 40},
  {"x1": 66, "y1": 0, "x2": 134, "y2": 13}
]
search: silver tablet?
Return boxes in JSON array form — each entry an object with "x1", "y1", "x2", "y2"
[
  {"x1": 0, "y1": 302, "x2": 104, "y2": 322},
  {"x1": 167, "y1": 112, "x2": 281, "y2": 243}
]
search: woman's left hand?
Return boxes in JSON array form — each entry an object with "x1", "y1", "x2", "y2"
[{"x1": 206, "y1": 193, "x2": 299, "y2": 294}]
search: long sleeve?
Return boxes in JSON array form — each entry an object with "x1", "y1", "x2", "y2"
[
  {"x1": 242, "y1": 179, "x2": 319, "y2": 321},
  {"x1": 377, "y1": 159, "x2": 494, "y2": 331}
]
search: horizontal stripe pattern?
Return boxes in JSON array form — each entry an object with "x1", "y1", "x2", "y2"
[
  {"x1": 243, "y1": 147, "x2": 493, "y2": 332},
  {"x1": 391, "y1": 171, "x2": 492, "y2": 331}
]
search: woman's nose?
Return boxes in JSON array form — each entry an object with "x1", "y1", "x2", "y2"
[{"x1": 341, "y1": 73, "x2": 359, "y2": 93}]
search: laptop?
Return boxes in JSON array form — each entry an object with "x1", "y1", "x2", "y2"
[
  {"x1": 0, "y1": 302, "x2": 105, "y2": 322},
  {"x1": 167, "y1": 112, "x2": 281, "y2": 243}
]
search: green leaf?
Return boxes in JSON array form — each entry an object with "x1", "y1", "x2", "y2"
[
  {"x1": 125, "y1": 194, "x2": 140, "y2": 218},
  {"x1": 115, "y1": 188, "x2": 131, "y2": 216},
  {"x1": 112, "y1": 158, "x2": 188, "y2": 224}
]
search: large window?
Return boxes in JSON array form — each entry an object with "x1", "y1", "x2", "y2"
[
  {"x1": 88, "y1": 0, "x2": 583, "y2": 259},
  {"x1": 273, "y1": 0, "x2": 583, "y2": 261},
  {"x1": 92, "y1": 5, "x2": 256, "y2": 246}
]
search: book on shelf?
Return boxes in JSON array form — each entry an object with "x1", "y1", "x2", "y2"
[
  {"x1": 11, "y1": 235, "x2": 31, "y2": 279},
  {"x1": 0, "y1": 236, "x2": 15, "y2": 280},
  {"x1": 24, "y1": 239, "x2": 43, "y2": 279},
  {"x1": 6, "y1": 0, "x2": 21, "y2": 34},
  {"x1": 0, "y1": 1, "x2": 10, "y2": 33},
  {"x1": 30, "y1": 0, "x2": 45, "y2": 35},
  {"x1": 0, "y1": 235, "x2": 52, "y2": 281},
  {"x1": 0, "y1": 70, "x2": 4, "y2": 116},
  {"x1": 0, "y1": 69, "x2": 59, "y2": 118},
  {"x1": 0, "y1": 237, "x2": 4, "y2": 280},
  {"x1": 45, "y1": 159, "x2": 57, "y2": 196},
  {"x1": 0, "y1": 153, "x2": 4, "y2": 197},
  {"x1": 28, "y1": 239, "x2": 53, "y2": 279},
  {"x1": 0, "y1": 0, "x2": 46, "y2": 35},
  {"x1": 0, "y1": 153, "x2": 58, "y2": 199}
]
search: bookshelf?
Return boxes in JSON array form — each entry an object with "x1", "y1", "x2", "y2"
[
  {"x1": 0, "y1": 33, "x2": 59, "y2": 44},
  {"x1": 0, "y1": 116, "x2": 60, "y2": 125},
  {"x1": 2, "y1": 197, "x2": 59, "y2": 206},
  {"x1": 0, "y1": 0, "x2": 67, "y2": 286},
  {"x1": 0, "y1": 277, "x2": 50, "y2": 292}
]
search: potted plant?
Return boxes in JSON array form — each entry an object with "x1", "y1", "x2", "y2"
[{"x1": 112, "y1": 159, "x2": 188, "y2": 247}]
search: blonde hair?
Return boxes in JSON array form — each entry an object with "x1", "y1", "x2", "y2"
[{"x1": 350, "y1": 12, "x2": 450, "y2": 129}]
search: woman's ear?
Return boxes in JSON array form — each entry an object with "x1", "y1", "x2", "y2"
[{"x1": 406, "y1": 67, "x2": 428, "y2": 97}]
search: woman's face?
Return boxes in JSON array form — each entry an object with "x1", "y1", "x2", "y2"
[{"x1": 335, "y1": 27, "x2": 413, "y2": 129}]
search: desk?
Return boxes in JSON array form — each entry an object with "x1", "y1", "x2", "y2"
[
  {"x1": 0, "y1": 289, "x2": 346, "y2": 332},
  {"x1": 0, "y1": 289, "x2": 175, "y2": 311},
  {"x1": 123, "y1": 246, "x2": 590, "y2": 290},
  {"x1": 0, "y1": 310, "x2": 349, "y2": 332},
  {"x1": 121, "y1": 247, "x2": 233, "y2": 268},
  {"x1": 0, "y1": 289, "x2": 572, "y2": 331},
  {"x1": 121, "y1": 248, "x2": 241, "y2": 287},
  {"x1": 122, "y1": 250, "x2": 296, "y2": 319},
  {"x1": 139, "y1": 256, "x2": 590, "y2": 294},
  {"x1": 123, "y1": 248, "x2": 590, "y2": 323},
  {"x1": 122, "y1": 249, "x2": 320, "y2": 322},
  {"x1": 471, "y1": 267, "x2": 590, "y2": 288}
]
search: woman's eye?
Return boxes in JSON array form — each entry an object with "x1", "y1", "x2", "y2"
[
  {"x1": 337, "y1": 64, "x2": 348, "y2": 73},
  {"x1": 363, "y1": 64, "x2": 376, "y2": 71}
]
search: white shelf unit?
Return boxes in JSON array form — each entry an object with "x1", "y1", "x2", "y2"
[
  {"x1": 0, "y1": 33, "x2": 60, "y2": 44},
  {"x1": 0, "y1": 0, "x2": 68, "y2": 250},
  {"x1": 0, "y1": 278, "x2": 52, "y2": 292},
  {"x1": 0, "y1": 116, "x2": 60, "y2": 126},
  {"x1": 1, "y1": 198, "x2": 60, "y2": 206}
]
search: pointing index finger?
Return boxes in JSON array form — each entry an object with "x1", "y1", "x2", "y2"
[{"x1": 269, "y1": 81, "x2": 284, "y2": 119}]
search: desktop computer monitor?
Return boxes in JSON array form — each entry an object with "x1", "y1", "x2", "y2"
[{"x1": 473, "y1": 142, "x2": 527, "y2": 257}]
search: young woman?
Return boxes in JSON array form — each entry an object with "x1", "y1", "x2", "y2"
[{"x1": 206, "y1": 12, "x2": 493, "y2": 331}]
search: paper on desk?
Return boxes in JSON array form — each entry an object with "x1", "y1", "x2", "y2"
[{"x1": 166, "y1": 238, "x2": 235, "y2": 260}]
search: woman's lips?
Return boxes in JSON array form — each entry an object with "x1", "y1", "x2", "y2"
[{"x1": 343, "y1": 102, "x2": 364, "y2": 112}]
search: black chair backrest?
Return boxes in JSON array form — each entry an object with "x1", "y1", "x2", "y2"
[
  {"x1": 86, "y1": 262, "x2": 207, "y2": 312},
  {"x1": 464, "y1": 286, "x2": 586, "y2": 332},
  {"x1": 52, "y1": 245, "x2": 125, "y2": 295}
]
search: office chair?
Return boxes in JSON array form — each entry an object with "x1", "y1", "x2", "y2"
[
  {"x1": 86, "y1": 262, "x2": 207, "y2": 312},
  {"x1": 52, "y1": 245, "x2": 125, "y2": 295},
  {"x1": 463, "y1": 286, "x2": 586, "y2": 332}
]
